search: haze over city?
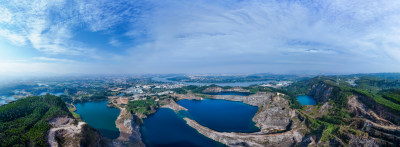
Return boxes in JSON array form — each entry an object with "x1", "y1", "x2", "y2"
[{"x1": 1, "y1": 0, "x2": 400, "y2": 75}]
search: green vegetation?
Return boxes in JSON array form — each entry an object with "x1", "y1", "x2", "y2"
[
  {"x1": 379, "y1": 89, "x2": 400, "y2": 104},
  {"x1": 355, "y1": 76, "x2": 400, "y2": 91},
  {"x1": 172, "y1": 84, "x2": 220, "y2": 94},
  {"x1": 292, "y1": 75, "x2": 400, "y2": 145},
  {"x1": 244, "y1": 85, "x2": 273, "y2": 94},
  {"x1": 276, "y1": 89, "x2": 303, "y2": 109},
  {"x1": 171, "y1": 87, "x2": 188, "y2": 94},
  {"x1": 127, "y1": 99, "x2": 159, "y2": 116},
  {"x1": 352, "y1": 89, "x2": 400, "y2": 114},
  {"x1": 66, "y1": 91, "x2": 111, "y2": 103},
  {"x1": 68, "y1": 108, "x2": 80, "y2": 119},
  {"x1": 0, "y1": 94, "x2": 71, "y2": 146},
  {"x1": 300, "y1": 108, "x2": 352, "y2": 144}
]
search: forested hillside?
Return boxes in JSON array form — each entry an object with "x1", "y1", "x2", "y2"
[{"x1": 0, "y1": 94, "x2": 71, "y2": 146}]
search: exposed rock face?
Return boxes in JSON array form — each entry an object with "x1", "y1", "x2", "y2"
[
  {"x1": 353, "y1": 94, "x2": 400, "y2": 126},
  {"x1": 161, "y1": 99, "x2": 188, "y2": 111},
  {"x1": 202, "y1": 87, "x2": 250, "y2": 93},
  {"x1": 112, "y1": 109, "x2": 145, "y2": 147},
  {"x1": 302, "y1": 102, "x2": 333, "y2": 118},
  {"x1": 347, "y1": 134, "x2": 379, "y2": 147},
  {"x1": 308, "y1": 82, "x2": 333, "y2": 103},
  {"x1": 210, "y1": 92, "x2": 270, "y2": 106},
  {"x1": 251, "y1": 93, "x2": 296, "y2": 133},
  {"x1": 347, "y1": 95, "x2": 400, "y2": 146},
  {"x1": 48, "y1": 116, "x2": 104, "y2": 147},
  {"x1": 348, "y1": 95, "x2": 395, "y2": 125},
  {"x1": 172, "y1": 93, "x2": 203, "y2": 100}
]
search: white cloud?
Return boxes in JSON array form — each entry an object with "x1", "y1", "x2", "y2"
[
  {"x1": 1, "y1": 0, "x2": 400, "y2": 74},
  {"x1": 0, "y1": 7, "x2": 12, "y2": 23},
  {"x1": 0, "y1": 29, "x2": 26, "y2": 45},
  {"x1": 0, "y1": 0, "x2": 136, "y2": 56},
  {"x1": 75, "y1": 0, "x2": 139, "y2": 32},
  {"x1": 33, "y1": 57, "x2": 76, "y2": 63},
  {"x1": 109, "y1": 38, "x2": 121, "y2": 46}
]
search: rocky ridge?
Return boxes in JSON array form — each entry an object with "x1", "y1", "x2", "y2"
[
  {"x1": 48, "y1": 116, "x2": 104, "y2": 147},
  {"x1": 202, "y1": 87, "x2": 250, "y2": 93},
  {"x1": 347, "y1": 95, "x2": 400, "y2": 146},
  {"x1": 305, "y1": 81, "x2": 400, "y2": 146},
  {"x1": 109, "y1": 97, "x2": 145, "y2": 147},
  {"x1": 308, "y1": 81, "x2": 333, "y2": 103}
]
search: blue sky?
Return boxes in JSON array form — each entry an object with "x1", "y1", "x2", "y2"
[{"x1": 0, "y1": 0, "x2": 400, "y2": 75}]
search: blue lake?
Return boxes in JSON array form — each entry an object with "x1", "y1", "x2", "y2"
[
  {"x1": 296, "y1": 95, "x2": 317, "y2": 105},
  {"x1": 178, "y1": 99, "x2": 260, "y2": 133},
  {"x1": 140, "y1": 108, "x2": 226, "y2": 147},
  {"x1": 75, "y1": 101, "x2": 120, "y2": 139}
]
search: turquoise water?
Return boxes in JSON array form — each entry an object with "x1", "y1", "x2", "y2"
[
  {"x1": 296, "y1": 95, "x2": 317, "y2": 105},
  {"x1": 74, "y1": 101, "x2": 120, "y2": 139},
  {"x1": 140, "y1": 108, "x2": 226, "y2": 147},
  {"x1": 178, "y1": 99, "x2": 260, "y2": 133}
]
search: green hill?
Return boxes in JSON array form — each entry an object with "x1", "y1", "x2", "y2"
[{"x1": 0, "y1": 94, "x2": 71, "y2": 146}]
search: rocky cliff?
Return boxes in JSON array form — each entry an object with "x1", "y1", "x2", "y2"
[
  {"x1": 308, "y1": 81, "x2": 334, "y2": 103},
  {"x1": 108, "y1": 97, "x2": 145, "y2": 147},
  {"x1": 48, "y1": 116, "x2": 105, "y2": 147},
  {"x1": 347, "y1": 95, "x2": 400, "y2": 146},
  {"x1": 112, "y1": 108, "x2": 145, "y2": 147}
]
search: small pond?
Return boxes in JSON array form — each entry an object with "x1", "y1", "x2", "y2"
[{"x1": 296, "y1": 95, "x2": 317, "y2": 105}]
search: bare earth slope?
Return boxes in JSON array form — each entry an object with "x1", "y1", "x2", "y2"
[{"x1": 48, "y1": 116, "x2": 104, "y2": 147}]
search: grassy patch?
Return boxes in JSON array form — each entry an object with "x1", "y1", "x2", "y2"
[
  {"x1": 353, "y1": 89, "x2": 400, "y2": 113},
  {"x1": 126, "y1": 99, "x2": 159, "y2": 116},
  {"x1": 68, "y1": 108, "x2": 80, "y2": 119}
]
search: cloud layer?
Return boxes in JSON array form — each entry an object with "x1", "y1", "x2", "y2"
[{"x1": 1, "y1": 0, "x2": 400, "y2": 74}]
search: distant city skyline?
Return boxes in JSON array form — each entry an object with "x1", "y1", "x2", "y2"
[{"x1": 1, "y1": 0, "x2": 400, "y2": 75}]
